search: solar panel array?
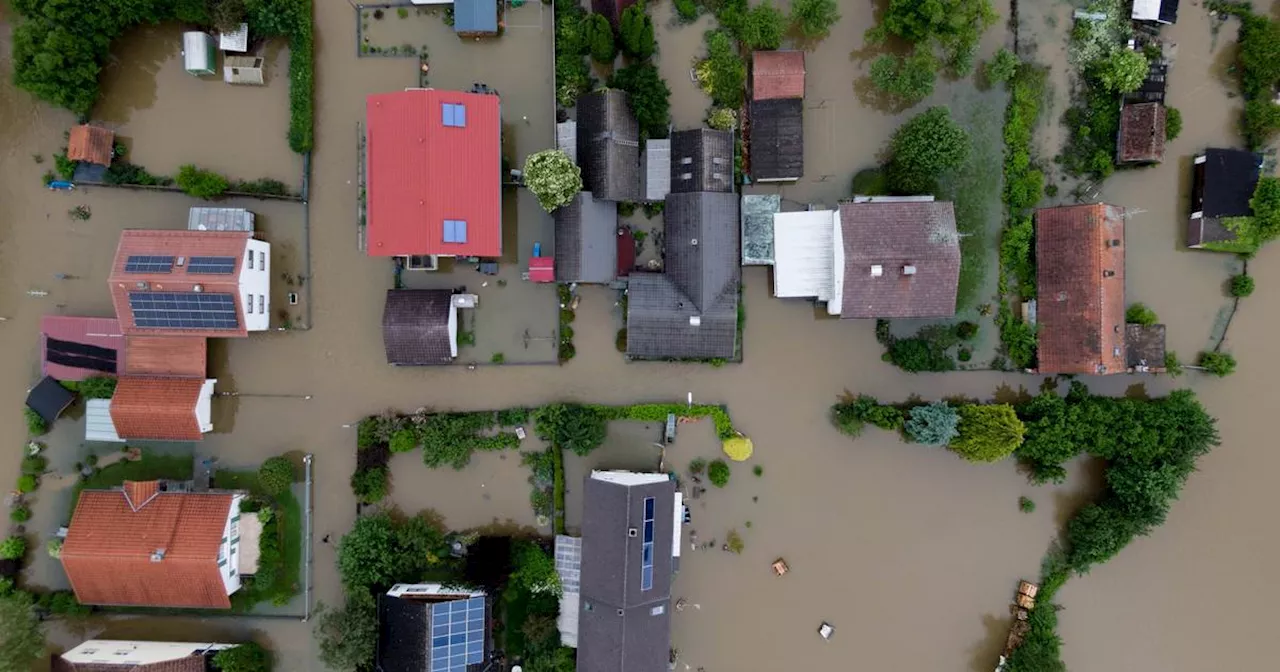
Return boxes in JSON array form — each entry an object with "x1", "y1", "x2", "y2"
[
  {"x1": 641, "y1": 496, "x2": 655, "y2": 591},
  {"x1": 124, "y1": 255, "x2": 175, "y2": 273},
  {"x1": 186, "y1": 256, "x2": 238, "y2": 274},
  {"x1": 128, "y1": 292, "x2": 239, "y2": 330},
  {"x1": 554, "y1": 535, "x2": 582, "y2": 597},
  {"x1": 430, "y1": 597, "x2": 485, "y2": 672}
]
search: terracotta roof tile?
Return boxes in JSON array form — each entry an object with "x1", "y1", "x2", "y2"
[
  {"x1": 53, "y1": 654, "x2": 208, "y2": 672},
  {"x1": 123, "y1": 337, "x2": 207, "y2": 378},
  {"x1": 1035, "y1": 204, "x2": 1126, "y2": 374},
  {"x1": 67, "y1": 125, "x2": 115, "y2": 166},
  {"x1": 752, "y1": 51, "x2": 805, "y2": 100},
  {"x1": 1118, "y1": 103, "x2": 1166, "y2": 163},
  {"x1": 62, "y1": 490, "x2": 233, "y2": 609},
  {"x1": 109, "y1": 377, "x2": 206, "y2": 441},
  {"x1": 837, "y1": 201, "x2": 961, "y2": 318}
]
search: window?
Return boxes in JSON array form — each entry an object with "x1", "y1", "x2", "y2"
[
  {"x1": 246, "y1": 294, "x2": 254, "y2": 314},
  {"x1": 258, "y1": 295, "x2": 264, "y2": 314},
  {"x1": 247, "y1": 250, "x2": 253, "y2": 270},
  {"x1": 443, "y1": 220, "x2": 468, "y2": 243},
  {"x1": 641, "y1": 496, "x2": 655, "y2": 591},
  {"x1": 442, "y1": 103, "x2": 467, "y2": 128},
  {"x1": 650, "y1": 605, "x2": 665, "y2": 616},
  {"x1": 259, "y1": 251, "x2": 265, "y2": 269}
]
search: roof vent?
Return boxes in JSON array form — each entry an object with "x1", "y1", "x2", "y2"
[
  {"x1": 628, "y1": 527, "x2": 638, "y2": 537},
  {"x1": 192, "y1": 284, "x2": 204, "y2": 293},
  {"x1": 617, "y1": 609, "x2": 625, "y2": 616},
  {"x1": 903, "y1": 265, "x2": 917, "y2": 276},
  {"x1": 870, "y1": 265, "x2": 883, "y2": 277},
  {"x1": 1108, "y1": 239, "x2": 1121, "y2": 247},
  {"x1": 135, "y1": 281, "x2": 149, "y2": 290},
  {"x1": 1103, "y1": 270, "x2": 1116, "y2": 278},
  {"x1": 175, "y1": 256, "x2": 186, "y2": 266},
  {"x1": 1057, "y1": 291, "x2": 1068, "y2": 301},
  {"x1": 689, "y1": 316, "x2": 701, "y2": 326},
  {"x1": 150, "y1": 549, "x2": 166, "y2": 562},
  {"x1": 691, "y1": 238, "x2": 698, "y2": 246}
]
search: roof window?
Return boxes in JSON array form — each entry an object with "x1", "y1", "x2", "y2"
[{"x1": 443, "y1": 220, "x2": 468, "y2": 243}]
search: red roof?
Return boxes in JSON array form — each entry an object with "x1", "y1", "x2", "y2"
[
  {"x1": 108, "y1": 230, "x2": 252, "y2": 337},
  {"x1": 124, "y1": 336, "x2": 208, "y2": 378},
  {"x1": 753, "y1": 51, "x2": 806, "y2": 100},
  {"x1": 528, "y1": 257, "x2": 554, "y2": 283},
  {"x1": 67, "y1": 125, "x2": 115, "y2": 166},
  {"x1": 366, "y1": 89, "x2": 502, "y2": 258},
  {"x1": 62, "y1": 486, "x2": 234, "y2": 608},
  {"x1": 1035, "y1": 204, "x2": 1126, "y2": 375},
  {"x1": 109, "y1": 377, "x2": 207, "y2": 441},
  {"x1": 40, "y1": 316, "x2": 125, "y2": 381}
]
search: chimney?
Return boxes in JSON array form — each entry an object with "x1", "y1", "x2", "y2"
[
  {"x1": 870, "y1": 265, "x2": 883, "y2": 277},
  {"x1": 903, "y1": 265, "x2": 917, "y2": 276},
  {"x1": 150, "y1": 549, "x2": 166, "y2": 563}
]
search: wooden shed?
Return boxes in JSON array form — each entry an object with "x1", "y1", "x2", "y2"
[{"x1": 223, "y1": 56, "x2": 265, "y2": 85}]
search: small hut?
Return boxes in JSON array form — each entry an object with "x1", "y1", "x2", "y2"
[
  {"x1": 67, "y1": 125, "x2": 115, "y2": 166},
  {"x1": 183, "y1": 31, "x2": 217, "y2": 76},
  {"x1": 223, "y1": 56, "x2": 265, "y2": 85}
]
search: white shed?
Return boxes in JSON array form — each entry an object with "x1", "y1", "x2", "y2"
[
  {"x1": 183, "y1": 32, "x2": 217, "y2": 76},
  {"x1": 223, "y1": 56, "x2": 265, "y2": 85}
]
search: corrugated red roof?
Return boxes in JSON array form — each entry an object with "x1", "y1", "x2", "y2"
[
  {"x1": 108, "y1": 230, "x2": 251, "y2": 337},
  {"x1": 62, "y1": 489, "x2": 233, "y2": 609},
  {"x1": 109, "y1": 377, "x2": 206, "y2": 441},
  {"x1": 753, "y1": 51, "x2": 805, "y2": 100},
  {"x1": 41, "y1": 316, "x2": 125, "y2": 381},
  {"x1": 124, "y1": 336, "x2": 208, "y2": 378},
  {"x1": 1035, "y1": 204, "x2": 1126, "y2": 375},
  {"x1": 366, "y1": 89, "x2": 502, "y2": 258},
  {"x1": 67, "y1": 125, "x2": 115, "y2": 166}
]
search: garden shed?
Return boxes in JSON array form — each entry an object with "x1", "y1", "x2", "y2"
[
  {"x1": 67, "y1": 125, "x2": 115, "y2": 166},
  {"x1": 1117, "y1": 102, "x2": 1166, "y2": 164},
  {"x1": 1187, "y1": 148, "x2": 1263, "y2": 248},
  {"x1": 26, "y1": 375, "x2": 75, "y2": 426},
  {"x1": 182, "y1": 32, "x2": 217, "y2": 76},
  {"x1": 454, "y1": 0, "x2": 499, "y2": 36},
  {"x1": 223, "y1": 56, "x2": 265, "y2": 85}
]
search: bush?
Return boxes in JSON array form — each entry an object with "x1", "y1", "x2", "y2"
[
  {"x1": 390, "y1": 428, "x2": 417, "y2": 453},
  {"x1": 696, "y1": 31, "x2": 746, "y2": 109},
  {"x1": 986, "y1": 48, "x2": 1019, "y2": 84},
  {"x1": 689, "y1": 458, "x2": 706, "y2": 475},
  {"x1": 213, "y1": 643, "x2": 271, "y2": 672},
  {"x1": 233, "y1": 178, "x2": 291, "y2": 196},
  {"x1": 176, "y1": 164, "x2": 230, "y2": 199},
  {"x1": 739, "y1": 2, "x2": 786, "y2": 50},
  {"x1": 1091, "y1": 49, "x2": 1148, "y2": 93},
  {"x1": 619, "y1": 4, "x2": 656, "y2": 59},
  {"x1": 104, "y1": 161, "x2": 170, "y2": 186},
  {"x1": 615, "y1": 328, "x2": 628, "y2": 352},
  {"x1": 1230, "y1": 273, "x2": 1255, "y2": 297},
  {"x1": 315, "y1": 590, "x2": 378, "y2": 672},
  {"x1": 582, "y1": 13, "x2": 616, "y2": 64},
  {"x1": 24, "y1": 408, "x2": 47, "y2": 436},
  {"x1": 350, "y1": 467, "x2": 389, "y2": 503},
  {"x1": 337, "y1": 512, "x2": 449, "y2": 592},
  {"x1": 706, "y1": 107, "x2": 737, "y2": 131},
  {"x1": 524, "y1": 150, "x2": 583, "y2": 212},
  {"x1": 54, "y1": 152, "x2": 77, "y2": 180},
  {"x1": 674, "y1": 0, "x2": 698, "y2": 21},
  {"x1": 864, "y1": 405, "x2": 904, "y2": 431},
  {"x1": 707, "y1": 459, "x2": 730, "y2": 487},
  {"x1": 869, "y1": 50, "x2": 937, "y2": 105},
  {"x1": 851, "y1": 168, "x2": 889, "y2": 196},
  {"x1": 1198, "y1": 351, "x2": 1237, "y2": 377},
  {"x1": 887, "y1": 106, "x2": 970, "y2": 195},
  {"x1": 789, "y1": 0, "x2": 840, "y2": 40},
  {"x1": 753, "y1": 465, "x2": 763, "y2": 477},
  {"x1": 905, "y1": 402, "x2": 960, "y2": 445},
  {"x1": 725, "y1": 529, "x2": 745, "y2": 553},
  {"x1": 1237, "y1": 11, "x2": 1280, "y2": 100},
  {"x1": 20, "y1": 455, "x2": 46, "y2": 476},
  {"x1": 868, "y1": 0, "x2": 995, "y2": 75},
  {"x1": 609, "y1": 62, "x2": 672, "y2": 139},
  {"x1": 9, "y1": 507, "x2": 31, "y2": 524},
  {"x1": 258, "y1": 457, "x2": 294, "y2": 496},
  {"x1": 79, "y1": 376, "x2": 117, "y2": 399},
  {"x1": 0, "y1": 536, "x2": 26, "y2": 560},
  {"x1": 950, "y1": 404, "x2": 1025, "y2": 462},
  {"x1": 535, "y1": 404, "x2": 608, "y2": 456},
  {"x1": 1164, "y1": 106, "x2": 1182, "y2": 141},
  {"x1": 1019, "y1": 496, "x2": 1036, "y2": 513},
  {"x1": 885, "y1": 337, "x2": 956, "y2": 372},
  {"x1": 954, "y1": 321, "x2": 979, "y2": 340},
  {"x1": 16, "y1": 475, "x2": 37, "y2": 494},
  {"x1": 1125, "y1": 303, "x2": 1158, "y2": 326},
  {"x1": 830, "y1": 394, "x2": 879, "y2": 437}
]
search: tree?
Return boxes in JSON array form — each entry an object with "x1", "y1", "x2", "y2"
[
  {"x1": 523, "y1": 646, "x2": 577, "y2": 672},
  {"x1": 511, "y1": 542, "x2": 562, "y2": 597},
  {"x1": 1230, "y1": 274, "x2": 1255, "y2": 297},
  {"x1": 608, "y1": 62, "x2": 672, "y2": 138},
  {"x1": 1165, "y1": 106, "x2": 1182, "y2": 141},
  {"x1": 314, "y1": 590, "x2": 378, "y2": 672},
  {"x1": 24, "y1": 409, "x2": 47, "y2": 436},
  {"x1": 524, "y1": 150, "x2": 582, "y2": 213},
  {"x1": 1198, "y1": 351, "x2": 1237, "y2": 377},
  {"x1": 905, "y1": 402, "x2": 960, "y2": 445},
  {"x1": 1092, "y1": 49, "x2": 1148, "y2": 94},
  {"x1": 1244, "y1": 98, "x2": 1280, "y2": 149},
  {"x1": 694, "y1": 31, "x2": 745, "y2": 108},
  {"x1": 582, "y1": 13, "x2": 616, "y2": 64},
  {"x1": 213, "y1": 642, "x2": 271, "y2": 672},
  {"x1": 0, "y1": 537, "x2": 26, "y2": 561},
  {"x1": 739, "y1": 2, "x2": 786, "y2": 51},
  {"x1": 867, "y1": 0, "x2": 996, "y2": 74},
  {"x1": 707, "y1": 459, "x2": 730, "y2": 487},
  {"x1": 177, "y1": 164, "x2": 230, "y2": 199},
  {"x1": 869, "y1": 50, "x2": 937, "y2": 104},
  {"x1": 336, "y1": 512, "x2": 446, "y2": 591},
  {"x1": 886, "y1": 106, "x2": 970, "y2": 195},
  {"x1": 618, "y1": 4, "x2": 656, "y2": 59},
  {"x1": 534, "y1": 404, "x2": 607, "y2": 456},
  {"x1": 389, "y1": 428, "x2": 417, "y2": 453},
  {"x1": 1125, "y1": 303, "x2": 1158, "y2": 326},
  {"x1": 1249, "y1": 176, "x2": 1280, "y2": 243},
  {"x1": 789, "y1": 0, "x2": 840, "y2": 40},
  {"x1": 985, "y1": 47, "x2": 1019, "y2": 84},
  {"x1": 950, "y1": 404, "x2": 1024, "y2": 462},
  {"x1": 1238, "y1": 13, "x2": 1280, "y2": 99},
  {"x1": 80, "y1": 375, "x2": 117, "y2": 399},
  {"x1": 210, "y1": 0, "x2": 248, "y2": 32},
  {"x1": 0, "y1": 591, "x2": 44, "y2": 672},
  {"x1": 258, "y1": 457, "x2": 294, "y2": 496}
]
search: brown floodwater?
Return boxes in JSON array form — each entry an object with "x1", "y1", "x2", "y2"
[{"x1": 3, "y1": 1, "x2": 1280, "y2": 670}]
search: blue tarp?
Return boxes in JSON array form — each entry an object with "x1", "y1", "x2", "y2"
[{"x1": 454, "y1": 0, "x2": 498, "y2": 34}]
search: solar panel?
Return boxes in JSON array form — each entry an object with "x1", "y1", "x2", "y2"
[
  {"x1": 186, "y1": 256, "x2": 238, "y2": 274},
  {"x1": 124, "y1": 255, "x2": 175, "y2": 273},
  {"x1": 128, "y1": 292, "x2": 239, "y2": 330},
  {"x1": 641, "y1": 496, "x2": 655, "y2": 591},
  {"x1": 428, "y1": 597, "x2": 486, "y2": 671}
]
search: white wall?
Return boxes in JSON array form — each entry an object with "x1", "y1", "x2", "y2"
[
  {"x1": 219, "y1": 494, "x2": 244, "y2": 595},
  {"x1": 62, "y1": 640, "x2": 235, "y2": 666},
  {"x1": 196, "y1": 379, "x2": 217, "y2": 434},
  {"x1": 240, "y1": 238, "x2": 271, "y2": 331}
]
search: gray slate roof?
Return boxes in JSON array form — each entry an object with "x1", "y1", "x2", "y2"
[
  {"x1": 838, "y1": 201, "x2": 960, "y2": 318},
  {"x1": 749, "y1": 98, "x2": 803, "y2": 181},
  {"x1": 627, "y1": 192, "x2": 740, "y2": 359},
  {"x1": 578, "y1": 90, "x2": 641, "y2": 202},
  {"x1": 578, "y1": 476, "x2": 675, "y2": 672},
  {"x1": 453, "y1": 0, "x2": 498, "y2": 34},
  {"x1": 642, "y1": 139, "x2": 670, "y2": 202},
  {"x1": 555, "y1": 192, "x2": 619, "y2": 284},
  {"x1": 670, "y1": 128, "x2": 735, "y2": 193},
  {"x1": 382, "y1": 289, "x2": 454, "y2": 365}
]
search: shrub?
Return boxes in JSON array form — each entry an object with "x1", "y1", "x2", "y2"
[
  {"x1": 886, "y1": 337, "x2": 956, "y2": 372},
  {"x1": 213, "y1": 643, "x2": 271, "y2": 672},
  {"x1": 54, "y1": 152, "x2": 77, "y2": 180},
  {"x1": 1019, "y1": 496, "x2": 1036, "y2": 513},
  {"x1": 615, "y1": 328, "x2": 628, "y2": 352},
  {"x1": 789, "y1": 0, "x2": 840, "y2": 40},
  {"x1": 16, "y1": 475, "x2": 36, "y2": 494},
  {"x1": 851, "y1": 168, "x2": 889, "y2": 196},
  {"x1": 905, "y1": 402, "x2": 960, "y2": 445},
  {"x1": 24, "y1": 409, "x2": 47, "y2": 436},
  {"x1": 176, "y1": 164, "x2": 230, "y2": 199},
  {"x1": 739, "y1": 2, "x2": 786, "y2": 50},
  {"x1": 79, "y1": 376, "x2": 117, "y2": 399},
  {"x1": 954, "y1": 321, "x2": 979, "y2": 340},
  {"x1": 582, "y1": 13, "x2": 616, "y2": 64},
  {"x1": 696, "y1": 31, "x2": 746, "y2": 109},
  {"x1": 350, "y1": 467, "x2": 389, "y2": 503},
  {"x1": 1165, "y1": 106, "x2": 1182, "y2": 141},
  {"x1": 0, "y1": 536, "x2": 26, "y2": 560},
  {"x1": 986, "y1": 48, "x2": 1019, "y2": 84},
  {"x1": 869, "y1": 50, "x2": 937, "y2": 105},
  {"x1": 706, "y1": 107, "x2": 737, "y2": 131},
  {"x1": 258, "y1": 456, "x2": 294, "y2": 496},
  {"x1": 1091, "y1": 49, "x2": 1148, "y2": 93},
  {"x1": 491, "y1": 352, "x2": 506, "y2": 364},
  {"x1": 1244, "y1": 97, "x2": 1280, "y2": 149},
  {"x1": 1198, "y1": 351, "x2": 1237, "y2": 377},
  {"x1": 619, "y1": 4, "x2": 656, "y2": 59},
  {"x1": 831, "y1": 394, "x2": 878, "y2": 437},
  {"x1": 707, "y1": 459, "x2": 730, "y2": 487},
  {"x1": 535, "y1": 404, "x2": 608, "y2": 456},
  {"x1": 1125, "y1": 303, "x2": 1158, "y2": 326},
  {"x1": 950, "y1": 404, "x2": 1025, "y2": 462},
  {"x1": 608, "y1": 62, "x2": 672, "y2": 139},
  {"x1": 104, "y1": 161, "x2": 170, "y2": 186},
  {"x1": 1237, "y1": 11, "x2": 1280, "y2": 100},
  {"x1": 689, "y1": 458, "x2": 706, "y2": 475},
  {"x1": 674, "y1": 0, "x2": 698, "y2": 21},
  {"x1": 753, "y1": 465, "x2": 763, "y2": 477},
  {"x1": 9, "y1": 507, "x2": 31, "y2": 524},
  {"x1": 1230, "y1": 274, "x2": 1255, "y2": 297},
  {"x1": 389, "y1": 428, "x2": 417, "y2": 453},
  {"x1": 887, "y1": 106, "x2": 970, "y2": 195},
  {"x1": 524, "y1": 150, "x2": 583, "y2": 212},
  {"x1": 20, "y1": 455, "x2": 46, "y2": 476},
  {"x1": 725, "y1": 529, "x2": 745, "y2": 554},
  {"x1": 1164, "y1": 351, "x2": 1184, "y2": 377},
  {"x1": 864, "y1": 405, "x2": 904, "y2": 431}
]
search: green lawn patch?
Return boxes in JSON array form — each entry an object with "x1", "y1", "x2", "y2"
[
  {"x1": 74, "y1": 450, "x2": 193, "y2": 504},
  {"x1": 219, "y1": 470, "x2": 303, "y2": 611}
]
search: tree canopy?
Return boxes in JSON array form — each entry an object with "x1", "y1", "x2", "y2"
[
  {"x1": 695, "y1": 31, "x2": 746, "y2": 109},
  {"x1": 868, "y1": 0, "x2": 996, "y2": 75},
  {"x1": 619, "y1": 4, "x2": 656, "y2": 59},
  {"x1": 213, "y1": 642, "x2": 271, "y2": 672},
  {"x1": 336, "y1": 512, "x2": 448, "y2": 592},
  {"x1": 510, "y1": 542, "x2": 562, "y2": 598},
  {"x1": 738, "y1": 2, "x2": 786, "y2": 51},
  {"x1": 950, "y1": 404, "x2": 1025, "y2": 462},
  {"x1": 534, "y1": 404, "x2": 608, "y2": 456},
  {"x1": 789, "y1": 0, "x2": 840, "y2": 40},
  {"x1": 985, "y1": 48, "x2": 1019, "y2": 84},
  {"x1": 524, "y1": 150, "x2": 583, "y2": 213},
  {"x1": 1091, "y1": 48, "x2": 1148, "y2": 93},
  {"x1": 0, "y1": 591, "x2": 44, "y2": 672},
  {"x1": 258, "y1": 457, "x2": 294, "y2": 496},
  {"x1": 905, "y1": 402, "x2": 960, "y2": 445},
  {"x1": 886, "y1": 106, "x2": 970, "y2": 195},
  {"x1": 869, "y1": 50, "x2": 938, "y2": 105},
  {"x1": 608, "y1": 62, "x2": 672, "y2": 139},
  {"x1": 583, "y1": 12, "x2": 616, "y2": 64},
  {"x1": 314, "y1": 590, "x2": 378, "y2": 672}
]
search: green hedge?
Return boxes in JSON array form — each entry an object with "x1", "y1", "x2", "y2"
[{"x1": 551, "y1": 447, "x2": 566, "y2": 534}]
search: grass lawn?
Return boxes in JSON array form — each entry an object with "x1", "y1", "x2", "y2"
[
  {"x1": 73, "y1": 450, "x2": 193, "y2": 504},
  {"x1": 218, "y1": 469, "x2": 304, "y2": 611},
  {"x1": 938, "y1": 93, "x2": 1004, "y2": 311}
]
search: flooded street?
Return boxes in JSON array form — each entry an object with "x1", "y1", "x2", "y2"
[{"x1": 3, "y1": 1, "x2": 1280, "y2": 670}]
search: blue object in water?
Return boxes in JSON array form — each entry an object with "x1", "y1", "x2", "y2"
[
  {"x1": 532, "y1": 241, "x2": 542, "y2": 257},
  {"x1": 48, "y1": 181, "x2": 75, "y2": 191}
]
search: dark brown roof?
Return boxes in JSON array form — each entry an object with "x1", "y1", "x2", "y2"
[
  {"x1": 669, "y1": 128, "x2": 735, "y2": 194},
  {"x1": 577, "y1": 89, "x2": 641, "y2": 202},
  {"x1": 1118, "y1": 103, "x2": 1166, "y2": 163},
  {"x1": 749, "y1": 98, "x2": 803, "y2": 181},
  {"x1": 836, "y1": 201, "x2": 960, "y2": 318},
  {"x1": 67, "y1": 125, "x2": 115, "y2": 166},
  {"x1": 382, "y1": 289, "x2": 455, "y2": 365},
  {"x1": 1035, "y1": 204, "x2": 1126, "y2": 375},
  {"x1": 752, "y1": 51, "x2": 805, "y2": 100},
  {"x1": 1125, "y1": 323, "x2": 1166, "y2": 371}
]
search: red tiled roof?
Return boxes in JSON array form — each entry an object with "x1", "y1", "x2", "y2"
[
  {"x1": 1118, "y1": 103, "x2": 1166, "y2": 163},
  {"x1": 108, "y1": 230, "x2": 251, "y2": 337},
  {"x1": 366, "y1": 89, "x2": 502, "y2": 258},
  {"x1": 109, "y1": 377, "x2": 206, "y2": 441},
  {"x1": 837, "y1": 201, "x2": 961, "y2": 318},
  {"x1": 124, "y1": 337, "x2": 207, "y2": 378},
  {"x1": 40, "y1": 316, "x2": 125, "y2": 381},
  {"x1": 67, "y1": 125, "x2": 115, "y2": 166},
  {"x1": 753, "y1": 51, "x2": 805, "y2": 100},
  {"x1": 1035, "y1": 204, "x2": 1126, "y2": 375},
  {"x1": 54, "y1": 653, "x2": 208, "y2": 672},
  {"x1": 62, "y1": 489, "x2": 234, "y2": 609}
]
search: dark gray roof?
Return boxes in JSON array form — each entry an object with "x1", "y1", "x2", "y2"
[
  {"x1": 377, "y1": 594, "x2": 428, "y2": 672},
  {"x1": 555, "y1": 192, "x2": 619, "y2": 284},
  {"x1": 382, "y1": 289, "x2": 454, "y2": 365},
  {"x1": 749, "y1": 98, "x2": 803, "y2": 181},
  {"x1": 627, "y1": 192, "x2": 740, "y2": 359},
  {"x1": 1187, "y1": 148, "x2": 1263, "y2": 247},
  {"x1": 453, "y1": 0, "x2": 498, "y2": 34},
  {"x1": 669, "y1": 128, "x2": 735, "y2": 194},
  {"x1": 27, "y1": 375, "x2": 75, "y2": 424},
  {"x1": 578, "y1": 475, "x2": 675, "y2": 672},
  {"x1": 1125, "y1": 323, "x2": 1166, "y2": 369},
  {"x1": 578, "y1": 90, "x2": 641, "y2": 202}
]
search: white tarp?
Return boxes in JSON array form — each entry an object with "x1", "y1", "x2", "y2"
[
  {"x1": 772, "y1": 210, "x2": 837, "y2": 301},
  {"x1": 1132, "y1": 0, "x2": 1161, "y2": 21}
]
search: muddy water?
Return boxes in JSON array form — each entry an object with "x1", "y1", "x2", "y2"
[{"x1": 2, "y1": 2, "x2": 1280, "y2": 671}]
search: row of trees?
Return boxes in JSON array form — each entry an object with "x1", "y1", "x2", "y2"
[{"x1": 833, "y1": 395, "x2": 1026, "y2": 463}]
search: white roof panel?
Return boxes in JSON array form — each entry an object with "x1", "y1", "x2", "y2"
[
  {"x1": 772, "y1": 210, "x2": 837, "y2": 301},
  {"x1": 85, "y1": 399, "x2": 122, "y2": 442},
  {"x1": 219, "y1": 23, "x2": 249, "y2": 52},
  {"x1": 1132, "y1": 0, "x2": 1160, "y2": 21}
]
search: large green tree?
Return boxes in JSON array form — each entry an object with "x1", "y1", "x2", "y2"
[
  {"x1": 582, "y1": 13, "x2": 616, "y2": 64},
  {"x1": 789, "y1": 0, "x2": 840, "y2": 40},
  {"x1": 213, "y1": 642, "x2": 271, "y2": 672},
  {"x1": 314, "y1": 590, "x2": 378, "y2": 672},
  {"x1": 696, "y1": 31, "x2": 746, "y2": 109},
  {"x1": 336, "y1": 512, "x2": 448, "y2": 592},
  {"x1": 1091, "y1": 48, "x2": 1148, "y2": 94},
  {"x1": 738, "y1": 2, "x2": 786, "y2": 51},
  {"x1": 0, "y1": 591, "x2": 44, "y2": 672},
  {"x1": 608, "y1": 62, "x2": 672, "y2": 139},
  {"x1": 511, "y1": 542, "x2": 562, "y2": 598},
  {"x1": 524, "y1": 150, "x2": 583, "y2": 213},
  {"x1": 868, "y1": 0, "x2": 996, "y2": 75},
  {"x1": 950, "y1": 404, "x2": 1025, "y2": 462},
  {"x1": 618, "y1": 4, "x2": 656, "y2": 59},
  {"x1": 869, "y1": 49, "x2": 938, "y2": 105},
  {"x1": 886, "y1": 106, "x2": 970, "y2": 195}
]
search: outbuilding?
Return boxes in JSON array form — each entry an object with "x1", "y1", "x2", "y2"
[{"x1": 183, "y1": 32, "x2": 217, "y2": 76}]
